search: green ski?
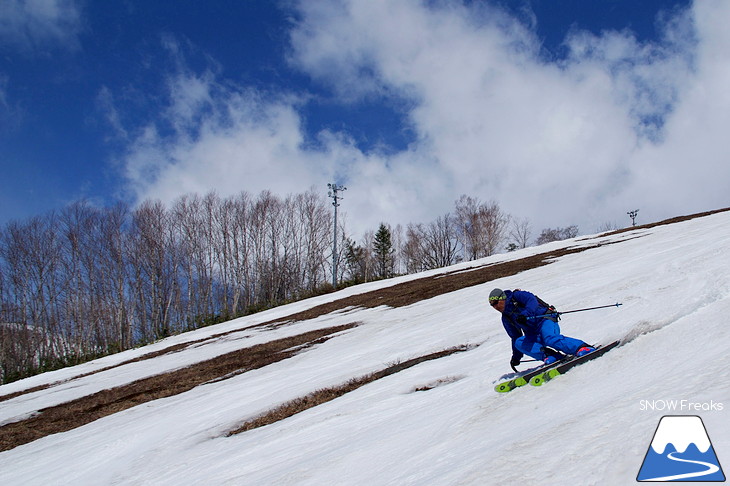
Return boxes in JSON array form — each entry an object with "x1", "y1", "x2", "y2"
[
  {"x1": 529, "y1": 340, "x2": 620, "y2": 387},
  {"x1": 494, "y1": 360, "x2": 564, "y2": 393}
]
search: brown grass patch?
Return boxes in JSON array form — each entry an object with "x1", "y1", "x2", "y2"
[
  {"x1": 412, "y1": 376, "x2": 464, "y2": 392},
  {"x1": 0, "y1": 323, "x2": 357, "y2": 452},
  {"x1": 0, "y1": 341, "x2": 204, "y2": 405},
  {"x1": 227, "y1": 345, "x2": 472, "y2": 435}
]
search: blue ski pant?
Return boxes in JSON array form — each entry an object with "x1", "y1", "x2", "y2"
[{"x1": 515, "y1": 319, "x2": 585, "y2": 360}]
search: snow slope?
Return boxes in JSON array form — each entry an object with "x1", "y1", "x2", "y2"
[{"x1": 1, "y1": 210, "x2": 729, "y2": 485}]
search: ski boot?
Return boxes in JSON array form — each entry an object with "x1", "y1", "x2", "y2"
[
  {"x1": 542, "y1": 347, "x2": 566, "y2": 365},
  {"x1": 576, "y1": 345, "x2": 596, "y2": 357}
]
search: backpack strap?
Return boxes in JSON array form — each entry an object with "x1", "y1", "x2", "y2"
[{"x1": 534, "y1": 295, "x2": 560, "y2": 321}]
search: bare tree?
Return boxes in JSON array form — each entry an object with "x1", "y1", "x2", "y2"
[
  {"x1": 170, "y1": 192, "x2": 221, "y2": 326},
  {"x1": 1, "y1": 185, "x2": 480, "y2": 382},
  {"x1": 59, "y1": 201, "x2": 100, "y2": 356},
  {"x1": 360, "y1": 230, "x2": 377, "y2": 282},
  {"x1": 454, "y1": 195, "x2": 510, "y2": 260},
  {"x1": 128, "y1": 200, "x2": 179, "y2": 340},
  {"x1": 596, "y1": 221, "x2": 619, "y2": 233},
  {"x1": 535, "y1": 225, "x2": 579, "y2": 245},
  {"x1": 509, "y1": 217, "x2": 532, "y2": 249},
  {"x1": 294, "y1": 189, "x2": 331, "y2": 293},
  {"x1": 405, "y1": 214, "x2": 461, "y2": 271},
  {"x1": 98, "y1": 203, "x2": 133, "y2": 351},
  {"x1": 428, "y1": 214, "x2": 461, "y2": 268},
  {"x1": 454, "y1": 195, "x2": 480, "y2": 260},
  {"x1": 0, "y1": 215, "x2": 65, "y2": 373},
  {"x1": 248, "y1": 191, "x2": 286, "y2": 303},
  {"x1": 390, "y1": 224, "x2": 405, "y2": 275},
  {"x1": 402, "y1": 224, "x2": 425, "y2": 274}
]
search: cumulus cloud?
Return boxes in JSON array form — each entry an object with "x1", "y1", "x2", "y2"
[
  {"x1": 622, "y1": 0, "x2": 730, "y2": 219},
  {"x1": 119, "y1": 0, "x2": 730, "y2": 239},
  {"x1": 117, "y1": 43, "x2": 344, "y2": 207}
]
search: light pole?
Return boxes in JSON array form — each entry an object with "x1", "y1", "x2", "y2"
[{"x1": 328, "y1": 183, "x2": 346, "y2": 288}]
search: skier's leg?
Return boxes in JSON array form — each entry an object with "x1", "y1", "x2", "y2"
[
  {"x1": 539, "y1": 320, "x2": 587, "y2": 355},
  {"x1": 514, "y1": 335, "x2": 546, "y2": 360}
]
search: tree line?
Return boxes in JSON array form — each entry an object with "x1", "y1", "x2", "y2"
[
  {"x1": 344, "y1": 195, "x2": 548, "y2": 281},
  {"x1": 0, "y1": 189, "x2": 582, "y2": 383},
  {"x1": 0, "y1": 190, "x2": 334, "y2": 382}
]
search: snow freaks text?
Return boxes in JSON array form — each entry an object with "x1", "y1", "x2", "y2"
[{"x1": 639, "y1": 400, "x2": 724, "y2": 412}]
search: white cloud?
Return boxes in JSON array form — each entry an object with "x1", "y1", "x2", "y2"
[
  {"x1": 0, "y1": 0, "x2": 82, "y2": 52},
  {"x1": 286, "y1": 0, "x2": 726, "y2": 232},
  {"x1": 623, "y1": 0, "x2": 730, "y2": 220},
  {"x1": 121, "y1": 83, "x2": 331, "y2": 203},
  {"x1": 120, "y1": 0, "x2": 729, "y2": 240}
]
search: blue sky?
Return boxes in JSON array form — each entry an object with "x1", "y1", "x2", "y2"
[{"x1": 2, "y1": 0, "x2": 728, "y2": 239}]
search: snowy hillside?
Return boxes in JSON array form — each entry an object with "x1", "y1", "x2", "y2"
[{"x1": 1, "y1": 209, "x2": 729, "y2": 485}]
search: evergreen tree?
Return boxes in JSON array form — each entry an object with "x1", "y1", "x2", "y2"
[
  {"x1": 373, "y1": 223, "x2": 394, "y2": 279},
  {"x1": 344, "y1": 238, "x2": 367, "y2": 283}
]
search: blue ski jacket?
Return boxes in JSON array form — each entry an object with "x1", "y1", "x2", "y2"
[{"x1": 501, "y1": 289, "x2": 557, "y2": 360}]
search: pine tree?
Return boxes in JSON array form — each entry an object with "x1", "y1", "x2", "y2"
[
  {"x1": 373, "y1": 223, "x2": 394, "y2": 279},
  {"x1": 344, "y1": 238, "x2": 367, "y2": 283}
]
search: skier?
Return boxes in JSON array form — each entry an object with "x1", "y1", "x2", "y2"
[{"x1": 489, "y1": 288, "x2": 595, "y2": 371}]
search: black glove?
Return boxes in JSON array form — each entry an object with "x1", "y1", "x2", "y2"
[
  {"x1": 510, "y1": 355, "x2": 521, "y2": 372},
  {"x1": 516, "y1": 315, "x2": 527, "y2": 325}
]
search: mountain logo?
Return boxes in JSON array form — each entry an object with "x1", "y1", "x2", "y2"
[{"x1": 637, "y1": 415, "x2": 726, "y2": 482}]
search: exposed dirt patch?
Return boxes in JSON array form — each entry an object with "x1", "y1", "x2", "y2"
[
  {"x1": 252, "y1": 243, "x2": 607, "y2": 327},
  {"x1": 227, "y1": 344, "x2": 472, "y2": 435},
  {"x1": 412, "y1": 375, "x2": 465, "y2": 392},
  {"x1": 0, "y1": 323, "x2": 356, "y2": 452},
  {"x1": 0, "y1": 339, "x2": 208, "y2": 405}
]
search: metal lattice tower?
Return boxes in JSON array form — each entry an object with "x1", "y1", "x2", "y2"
[{"x1": 328, "y1": 183, "x2": 346, "y2": 288}]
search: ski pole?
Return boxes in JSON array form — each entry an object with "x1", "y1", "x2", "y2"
[
  {"x1": 512, "y1": 358, "x2": 539, "y2": 372},
  {"x1": 528, "y1": 302, "x2": 622, "y2": 320}
]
